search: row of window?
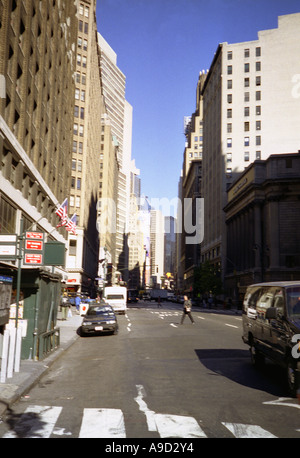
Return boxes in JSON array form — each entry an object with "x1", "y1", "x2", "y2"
[
  {"x1": 227, "y1": 136, "x2": 261, "y2": 148},
  {"x1": 227, "y1": 61, "x2": 261, "y2": 75},
  {"x1": 227, "y1": 150, "x2": 261, "y2": 163},
  {"x1": 227, "y1": 47, "x2": 261, "y2": 60}
]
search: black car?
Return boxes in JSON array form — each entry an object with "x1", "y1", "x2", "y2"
[
  {"x1": 80, "y1": 303, "x2": 118, "y2": 336},
  {"x1": 242, "y1": 281, "x2": 300, "y2": 396}
]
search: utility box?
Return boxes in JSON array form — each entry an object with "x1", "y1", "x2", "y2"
[{"x1": 12, "y1": 268, "x2": 62, "y2": 360}]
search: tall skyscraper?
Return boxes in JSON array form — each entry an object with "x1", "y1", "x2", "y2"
[
  {"x1": 0, "y1": 0, "x2": 77, "y2": 250},
  {"x1": 97, "y1": 33, "x2": 132, "y2": 278},
  {"x1": 66, "y1": 0, "x2": 102, "y2": 295}
]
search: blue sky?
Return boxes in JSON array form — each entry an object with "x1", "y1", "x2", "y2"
[{"x1": 96, "y1": 0, "x2": 300, "y2": 209}]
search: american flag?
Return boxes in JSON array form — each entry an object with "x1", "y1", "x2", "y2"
[
  {"x1": 55, "y1": 198, "x2": 68, "y2": 226},
  {"x1": 66, "y1": 213, "x2": 77, "y2": 235}
]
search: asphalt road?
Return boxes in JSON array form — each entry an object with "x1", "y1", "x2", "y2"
[{"x1": 0, "y1": 301, "x2": 299, "y2": 440}]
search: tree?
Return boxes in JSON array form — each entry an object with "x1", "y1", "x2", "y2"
[{"x1": 193, "y1": 261, "x2": 223, "y2": 297}]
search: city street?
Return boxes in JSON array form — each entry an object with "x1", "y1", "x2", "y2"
[{"x1": 0, "y1": 302, "x2": 299, "y2": 439}]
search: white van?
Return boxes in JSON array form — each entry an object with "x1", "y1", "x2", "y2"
[{"x1": 104, "y1": 286, "x2": 127, "y2": 314}]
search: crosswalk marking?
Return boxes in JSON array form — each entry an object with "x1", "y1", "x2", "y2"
[
  {"x1": 154, "y1": 413, "x2": 207, "y2": 438},
  {"x1": 222, "y1": 422, "x2": 277, "y2": 438},
  {"x1": 79, "y1": 408, "x2": 126, "y2": 438},
  {"x1": 1, "y1": 403, "x2": 281, "y2": 438},
  {"x1": 3, "y1": 405, "x2": 62, "y2": 438}
]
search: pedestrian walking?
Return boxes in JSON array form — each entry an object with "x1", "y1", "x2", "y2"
[
  {"x1": 157, "y1": 296, "x2": 161, "y2": 308},
  {"x1": 180, "y1": 295, "x2": 195, "y2": 324},
  {"x1": 61, "y1": 293, "x2": 69, "y2": 320},
  {"x1": 75, "y1": 293, "x2": 81, "y2": 314}
]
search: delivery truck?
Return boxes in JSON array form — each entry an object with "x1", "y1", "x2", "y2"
[{"x1": 104, "y1": 286, "x2": 127, "y2": 314}]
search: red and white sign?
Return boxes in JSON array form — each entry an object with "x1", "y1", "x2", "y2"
[
  {"x1": 26, "y1": 232, "x2": 43, "y2": 240},
  {"x1": 25, "y1": 240, "x2": 43, "y2": 251},
  {"x1": 24, "y1": 254, "x2": 43, "y2": 265}
]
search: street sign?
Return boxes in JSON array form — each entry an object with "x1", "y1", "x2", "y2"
[
  {"x1": 25, "y1": 240, "x2": 43, "y2": 251},
  {"x1": 0, "y1": 234, "x2": 17, "y2": 261},
  {"x1": 24, "y1": 232, "x2": 44, "y2": 265},
  {"x1": 24, "y1": 253, "x2": 43, "y2": 265},
  {"x1": 25, "y1": 232, "x2": 43, "y2": 239}
]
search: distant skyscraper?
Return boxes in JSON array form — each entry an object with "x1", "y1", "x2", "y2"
[{"x1": 97, "y1": 33, "x2": 132, "y2": 277}]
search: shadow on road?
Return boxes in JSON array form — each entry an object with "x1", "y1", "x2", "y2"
[{"x1": 195, "y1": 348, "x2": 288, "y2": 397}]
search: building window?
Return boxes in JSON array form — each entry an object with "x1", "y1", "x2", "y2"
[
  {"x1": 244, "y1": 136, "x2": 250, "y2": 146},
  {"x1": 227, "y1": 65, "x2": 232, "y2": 75},
  {"x1": 227, "y1": 94, "x2": 232, "y2": 103},
  {"x1": 75, "y1": 88, "x2": 80, "y2": 100},
  {"x1": 73, "y1": 123, "x2": 78, "y2": 135},
  {"x1": 244, "y1": 48, "x2": 250, "y2": 58},
  {"x1": 256, "y1": 47, "x2": 261, "y2": 57},
  {"x1": 256, "y1": 120, "x2": 261, "y2": 130},
  {"x1": 256, "y1": 151, "x2": 261, "y2": 160},
  {"x1": 256, "y1": 76, "x2": 261, "y2": 86},
  {"x1": 73, "y1": 141, "x2": 77, "y2": 153},
  {"x1": 256, "y1": 135, "x2": 261, "y2": 146},
  {"x1": 74, "y1": 105, "x2": 79, "y2": 117},
  {"x1": 226, "y1": 153, "x2": 232, "y2": 163},
  {"x1": 78, "y1": 142, "x2": 83, "y2": 153},
  {"x1": 256, "y1": 91, "x2": 261, "y2": 101},
  {"x1": 227, "y1": 138, "x2": 232, "y2": 148},
  {"x1": 244, "y1": 63, "x2": 250, "y2": 72},
  {"x1": 256, "y1": 105, "x2": 261, "y2": 115},
  {"x1": 78, "y1": 160, "x2": 82, "y2": 172},
  {"x1": 80, "y1": 107, "x2": 84, "y2": 119},
  {"x1": 77, "y1": 178, "x2": 81, "y2": 190},
  {"x1": 244, "y1": 151, "x2": 250, "y2": 161},
  {"x1": 227, "y1": 79, "x2": 232, "y2": 89},
  {"x1": 227, "y1": 109, "x2": 232, "y2": 118},
  {"x1": 227, "y1": 51, "x2": 232, "y2": 60},
  {"x1": 244, "y1": 106, "x2": 250, "y2": 117},
  {"x1": 244, "y1": 77, "x2": 250, "y2": 87},
  {"x1": 244, "y1": 121, "x2": 250, "y2": 131},
  {"x1": 227, "y1": 123, "x2": 232, "y2": 133},
  {"x1": 79, "y1": 125, "x2": 84, "y2": 137},
  {"x1": 244, "y1": 92, "x2": 250, "y2": 102},
  {"x1": 256, "y1": 61, "x2": 261, "y2": 71}
]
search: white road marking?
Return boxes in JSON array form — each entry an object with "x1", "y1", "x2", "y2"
[
  {"x1": 79, "y1": 408, "x2": 126, "y2": 438},
  {"x1": 225, "y1": 323, "x2": 239, "y2": 328},
  {"x1": 155, "y1": 413, "x2": 207, "y2": 438},
  {"x1": 263, "y1": 397, "x2": 300, "y2": 410},
  {"x1": 222, "y1": 422, "x2": 277, "y2": 438},
  {"x1": 3, "y1": 405, "x2": 62, "y2": 438},
  {"x1": 134, "y1": 385, "x2": 206, "y2": 438}
]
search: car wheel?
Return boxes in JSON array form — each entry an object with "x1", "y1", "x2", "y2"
[
  {"x1": 250, "y1": 344, "x2": 264, "y2": 367},
  {"x1": 286, "y1": 359, "x2": 297, "y2": 397},
  {"x1": 80, "y1": 327, "x2": 86, "y2": 337}
]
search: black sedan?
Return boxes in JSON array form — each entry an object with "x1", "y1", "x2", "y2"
[{"x1": 80, "y1": 303, "x2": 118, "y2": 336}]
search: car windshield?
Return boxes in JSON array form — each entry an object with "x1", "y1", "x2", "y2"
[
  {"x1": 86, "y1": 305, "x2": 114, "y2": 316},
  {"x1": 106, "y1": 294, "x2": 124, "y2": 300},
  {"x1": 286, "y1": 287, "x2": 300, "y2": 319}
]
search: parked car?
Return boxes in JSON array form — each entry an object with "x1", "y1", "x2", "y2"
[
  {"x1": 80, "y1": 303, "x2": 118, "y2": 336},
  {"x1": 242, "y1": 281, "x2": 300, "y2": 396}
]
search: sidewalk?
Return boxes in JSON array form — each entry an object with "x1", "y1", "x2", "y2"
[{"x1": 0, "y1": 309, "x2": 82, "y2": 418}]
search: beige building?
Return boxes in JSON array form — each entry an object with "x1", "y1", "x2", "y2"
[
  {"x1": 150, "y1": 209, "x2": 165, "y2": 288},
  {"x1": 97, "y1": 34, "x2": 132, "y2": 278},
  {"x1": 0, "y1": 0, "x2": 77, "y2": 254},
  {"x1": 178, "y1": 71, "x2": 206, "y2": 292},
  {"x1": 201, "y1": 13, "x2": 300, "y2": 281},
  {"x1": 66, "y1": 0, "x2": 102, "y2": 295},
  {"x1": 224, "y1": 152, "x2": 300, "y2": 303}
]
